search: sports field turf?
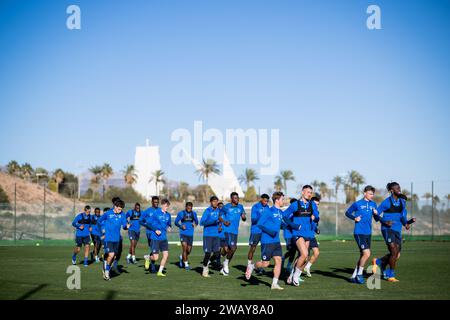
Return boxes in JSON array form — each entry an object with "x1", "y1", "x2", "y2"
[{"x1": 1, "y1": 241, "x2": 449, "y2": 300}]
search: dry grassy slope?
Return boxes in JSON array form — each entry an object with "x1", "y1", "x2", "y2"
[{"x1": 0, "y1": 172, "x2": 84, "y2": 216}]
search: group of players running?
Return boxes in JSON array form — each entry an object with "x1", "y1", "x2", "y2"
[{"x1": 71, "y1": 181, "x2": 416, "y2": 290}]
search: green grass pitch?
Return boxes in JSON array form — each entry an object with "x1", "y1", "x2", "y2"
[{"x1": 1, "y1": 241, "x2": 450, "y2": 300}]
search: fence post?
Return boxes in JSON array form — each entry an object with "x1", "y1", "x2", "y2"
[
  {"x1": 14, "y1": 183, "x2": 17, "y2": 244},
  {"x1": 335, "y1": 195, "x2": 338, "y2": 238},
  {"x1": 410, "y1": 182, "x2": 414, "y2": 239},
  {"x1": 43, "y1": 183, "x2": 46, "y2": 244},
  {"x1": 431, "y1": 180, "x2": 434, "y2": 241}
]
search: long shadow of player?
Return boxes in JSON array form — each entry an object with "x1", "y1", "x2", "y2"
[
  {"x1": 233, "y1": 265, "x2": 272, "y2": 288},
  {"x1": 110, "y1": 265, "x2": 129, "y2": 278},
  {"x1": 313, "y1": 267, "x2": 354, "y2": 281}
]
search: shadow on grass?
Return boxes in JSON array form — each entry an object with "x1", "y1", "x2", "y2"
[
  {"x1": 232, "y1": 265, "x2": 272, "y2": 288},
  {"x1": 313, "y1": 267, "x2": 354, "y2": 282},
  {"x1": 104, "y1": 290, "x2": 117, "y2": 300},
  {"x1": 17, "y1": 284, "x2": 49, "y2": 300}
]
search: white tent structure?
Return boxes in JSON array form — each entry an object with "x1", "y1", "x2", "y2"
[
  {"x1": 133, "y1": 139, "x2": 163, "y2": 200},
  {"x1": 185, "y1": 149, "x2": 244, "y2": 200}
]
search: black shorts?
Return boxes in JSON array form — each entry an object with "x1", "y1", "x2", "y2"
[
  {"x1": 151, "y1": 240, "x2": 169, "y2": 254},
  {"x1": 261, "y1": 243, "x2": 283, "y2": 261},
  {"x1": 249, "y1": 233, "x2": 262, "y2": 246},
  {"x1": 382, "y1": 229, "x2": 402, "y2": 251},
  {"x1": 219, "y1": 237, "x2": 227, "y2": 248},
  {"x1": 75, "y1": 236, "x2": 90, "y2": 247},
  {"x1": 146, "y1": 233, "x2": 153, "y2": 248},
  {"x1": 128, "y1": 230, "x2": 140, "y2": 241},
  {"x1": 91, "y1": 234, "x2": 102, "y2": 246},
  {"x1": 309, "y1": 237, "x2": 319, "y2": 249},
  {"x1": 203, "y1": 236, "x2": 220, "y2": 253},
  {"x1": 284, "y1": 238, "x2": 293, "y2": 251},
  {"x1": 354, "y1": 234, "x2": 371, "y2": 251},
  {"x1": 225, "y1": 232, "x2": 238, "y2": 249},
  {"x1": 104, "y1": 241, "x2": 119, "y2": 254},
  {"x1": 180, "y1": 235, "x2": 194, "y2": 246}
]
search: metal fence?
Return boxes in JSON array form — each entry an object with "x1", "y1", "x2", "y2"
[{"x1": 0, "y1": 181, "x2": 449, "y2": 244}]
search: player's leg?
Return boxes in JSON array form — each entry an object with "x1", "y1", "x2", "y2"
[
  {"x1": 144, "y1": 236, "x2": 152, "y2": 271},
  {"x1": 83, "y1": 238, "x2": 90, "y2": 266},
  {"x1": 157, "y1": 243, "x2": 169, "y2": 277},
  {"x1": 222, "y1": 233, "x2": 238, "y2": 276},
  {"x1": 72, "y1": 242, "x2": 81, "y2": 265},
  {"x1": 202, "y1": 237, "x2": 215, "y2": 277},
  {"x1": 150, "y1": 241, "x2": 160, "y2": 274},
  {"x1": 183, "y1": 237, "x2": 193, "y2": 270},
  {"x1": 292, "y1": 238, "x2": 309, "y2": 286},
  {"x1": 387, "y1": 242, "x2": 400, "y2": 282}
]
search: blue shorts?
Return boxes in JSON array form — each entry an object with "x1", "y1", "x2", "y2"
[
  {"x1": 354, "y1": 234, "x2": 371, "y2": 251},
  {"x1": 292, "y1": 235, "x2": 313, "y2": 244},
  {"x1": 75, "y1": 236, "x2": 90, "y2": 247},
  {"x1": 151, "y1": 240, "x2": 169, "y2": 254},
  {"x1": 203, "y1": 236, "x2": 220, "y2": 253},
  {"x1": 104, "y1": 241, "x2": 119, "y2": 254},
  {"x1": 91, "y1": 234, "x2": 102, "y2": 246},
  {"x1": 309, "y1": 237, "x2": 319, "y2": 249},
  {"x1": 180, "y1": 235, "x2": 194, "y2": 246},
  {"x1": 382, "y1": 229, "x2": 402, "y2": 251},
  {"x1": 225, "y1": 232, "x2": 238, "y2": 249},
  {"x1": 261, "y1": 243, "x2": 282, "y2": 261},
  {"x1": 128, "y1": 230, "x2": 140, "y2": 241},
  {"x1": 146, "y1": 233, "x2": 153, "y2": 248},
  {"x1": 249, "y1": 233, "x2": 262, "y2": 246}
]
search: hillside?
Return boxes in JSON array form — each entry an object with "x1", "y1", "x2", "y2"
[{"x1": 0, "y1": 172, "x2": 84, "y2": 217}]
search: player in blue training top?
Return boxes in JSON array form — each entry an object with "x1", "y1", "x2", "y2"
[
  {"x1": 71, "y1": 205, "x2": 92, "y2": 267},
  {"x1": 98, "y1": 199, "x2": 129, "y2": 281},
  {"x1": 174, "y1": 202, "x2": 198, "y2": 270},
  {"x1": 246, "y1": 192, "x2": 285, "y2": 290},
  {"x1": 140, "y1": 196, "x2": 160, "y2": 271},
  {"x1": 282, "y1": 198, "x2": 297, "y2": 274},
  {"x1": 200, "y1": 196, "x2": 222, "y2": 278},
  {"x1": 345, "y1": 185, "x2": 378, "y2": 284},
  {"x1": 246, "y1": 194, "x2": 270, "y2": 276},
  {"x1": 143, "y1": 198, "x2": 172, "y2": 276},
  {"x1": 304, "y1": 195, "x2": 322, "y2": 278},
  {"x1": 90, "y1": 207, "x2": 103, "y2": 263},
  {"x1": 216, "y1": 202, "x2": 227, "y2": 268},
  {"x1": 372, "y1": 182, "x2": 416, "y2": 282},
  {"x1": 126, "y1": 202, "x2": 142, "y2": 264},
  {"x1": 219, "y1": 192, "x2": 247, "y2": 276},
  {"x1": 283, "y1": 185, "x2": 320, "y2": 286}
]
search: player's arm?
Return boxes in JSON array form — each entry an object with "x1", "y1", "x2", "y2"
[
  {"x1": 241, "y1": 205, "x2": 247, "y2": 222},
  {"x1": 200, "y1": 209, "x2": 213, "y2": 227},
  {"x1": 257, "y1": 214, "x2": 276, "y2": 237},
  {"x1": 311, "y1": 202, "x2": 320, "y2": 223},
  {"x1": 174, "y1": 211, "x2": 183, "y2": 229},
  {"x1": 282, "y1": 205, "x2": 301, "y2": 230},
  {"x1": 71, "y1": 214, "x2": 82, "y2": 229},
  {"x1": 193, "y1": 211, "x2": 199, "y2": 227},
  {"x1": 251, "y1": 205, "x2": 259, "y2": 225},
  {"x1": 374, "y1": 200, "x2": 391, "y2": 226},
  {"x1": 345, "y1": 202, "x2": 358, "y2": 220},
  {"x1": 122, "y1": 215, "x2": 130, "y2": 230}
]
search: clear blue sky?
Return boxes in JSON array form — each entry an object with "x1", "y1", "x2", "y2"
[{"x1": 1, "y1": 0, "x2": 449, "y2": 197}]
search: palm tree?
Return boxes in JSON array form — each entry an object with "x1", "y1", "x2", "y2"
[
  {"x1": 52, "y1": 169, "x2": 65, "y2": 193},
  {"x1": 239, "y1": 168, "x2": 259, "y2": 191},
  {"x1": 21, "y1": 163, "x2": 34, "y2": 181},
  {"x1": 195, "y1": 159, "x2": 220, "y2": 185},
  {"x1": 280, "y1": 170, "x2": 295, "y2": 195},
  {"x1": 150, "y1": 170, "x2": 166, "y2": 197},
  {"x1": 101, "y1": 163, "x2": 114, "y2": 186},
  {"x1": 347, "y1": 170, "x2": 365, "y2": 194},
  {"x1": 122, "y1": 164, "x2": 137, "y2": 186},
  {"x1": 319, "y1": 181, "x2": 329, "y2": 200},
  {"x1": 6, "y1": 161, "x2": 21, "y2": 176},
  {"x1": 34, "y1": 167, "x2": 49, "y2": 184},
  {"x1": 274, "y1": 176, "x2": 283, "y2": 192},
  {"x1": 177, "y1": 182, "x2": 190, "y2": 200},
  {"x1": 89, "y1": 165, "x2": 103, "y2": 192},
  {"x1": 446, "y1": 194, "x2": 450, "y2": 210},
  {"x1": 332, "y1": 175, "x2": 343, "y2": 200},
  {"x1": 311, "y1": 180, "x2": 320, "y2": 191},
  {"x1": 423, "y1": 192, "x2": 432, "y2": 206}
]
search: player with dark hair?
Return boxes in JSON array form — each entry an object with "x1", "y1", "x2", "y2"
[
  {"x1": 71, "y1": 205, "x2": 92, "y2": 267},
  {"x1": 372, "y1": 182, "x2": 416, "y2": 282},
  {"x1": 246, "y1": 192, "x2": 285, "y2": 290},
  {"x1": 283, "y1": 185, "x2": 320, "y2": 286},
  {"x1": 200, "y1": 196, "x2": 222, "y2": 277},
  {"x1": 345, "y1": 185, "x2": 378, "y2": 284},
  {"x1": 246, "y1": 194, "x2": 270, "y2": 276},
  {"x1": 175, "y1": 202, "x2": 198, "y2": 270},
  {"x1": 126, "y1": 202, "x2": 142, "y2": 264},
  {"x1": 90, "y1": 207, "x2": 103, "y2": 263},
  {"x1": 98, "y1": 199, "x2": 129, "y2": 280},
  {"x1": 140, "y1": 196, "x2": 160, "y2": 271},
  {"x1": 304, "y1": 195, "x2": 321, "y2": 277},
  {"x1": 219, "y1": 192, "x2": 246, "y2": 276},
  {"x1": 144, "y1": 198, "x2": 172, "y2": 276}
]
